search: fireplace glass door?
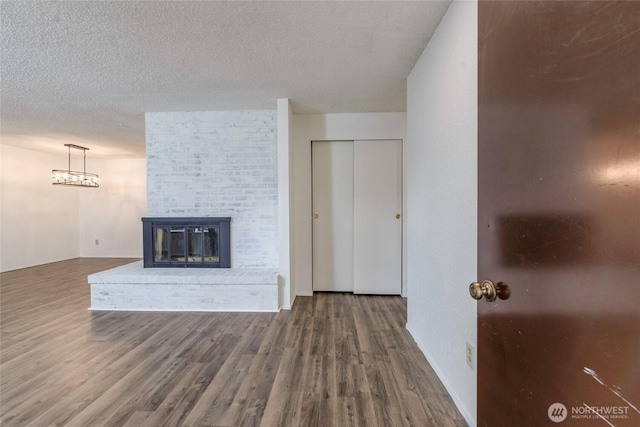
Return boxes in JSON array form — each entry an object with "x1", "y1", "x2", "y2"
[
  {"x1": 187, "y1": 227, "x2": 219, "y2": 263},
  {"x1": 154, "y1": 227, "x2": 169, "y2": 262},
  {"x1": 154, "y1": 226, "x2": 220, "y2": 264},
  {"x1": 142, "y1": 217, "x2": 230, "y2": 268}
]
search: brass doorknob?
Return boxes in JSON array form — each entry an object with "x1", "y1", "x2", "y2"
[
  {"x1": 469, "y1": 280, "x2": 497, "y2": 302},
  {"x1": 313, "y1": 213, "x2": 319, "y2": 219},
  {"x1": 396, "y1": 214, "x2": 401, "y2": 219}
]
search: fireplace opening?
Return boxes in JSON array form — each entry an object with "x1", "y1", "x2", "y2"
[{"x1": 142, "y1": 217, "x2": 231, "y2": 268}]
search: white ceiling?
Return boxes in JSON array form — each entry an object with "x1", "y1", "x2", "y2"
[{"x1": 1, "y1": 0, "x2": 451, "y2": 158}]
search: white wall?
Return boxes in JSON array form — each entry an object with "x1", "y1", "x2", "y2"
[
  {"x1": 0, "y1": 144, "x2": 146, "y2": 272},
  {"x1": 292, "y1": 113, "x2": 407, "y2": 296},
  {"x1": 79, "y1": 158, "x2": 147, "y2": 257},
  {"x1": 277, "y1": 99, "x2": 295, "y2": 309},
  {"x1": 405, "y1": 1, "x2": 477, "y2": 425},
  {"x1": 1, "y1": 144, "x2": 79, "y2": 272}
]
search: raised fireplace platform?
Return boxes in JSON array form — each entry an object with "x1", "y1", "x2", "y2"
[{"x1": 88, "y1": 261, "x2": 279, "y2": 312}]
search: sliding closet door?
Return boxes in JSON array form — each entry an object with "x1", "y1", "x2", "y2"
[
  {"x1": 312, "y1": 139, "x2": 402, "y2": 294},
  {"x1": 353, "y1": 139, "x2": 402, "y2": 294},
  {"x1": 312, "y1": 141, "x2": 354, "y2": 292}
]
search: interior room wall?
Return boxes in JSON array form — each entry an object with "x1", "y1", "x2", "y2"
[
  {"x1": 78, "y1": 158, "x2": 147, "y2": 258},
  {"x1": 405, "y1": 1, "x2": 477, "y2": 425},
  {"x1": 0, "y1": 144, "x2": 80, "y2": 272},
  {"x1": 291, "y1": 112, "x2": 407, "y2": 296},
  {"x1": 0, "y1": 145, "x2": 147, "y2": 272},
  {"x1": 277, "y1": 99, "x2": 295, "y2": 309}
]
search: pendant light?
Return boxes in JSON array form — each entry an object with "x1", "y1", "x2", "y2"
[{"x1": 52, "y1": 144, "x2": 99, "y2": 187}]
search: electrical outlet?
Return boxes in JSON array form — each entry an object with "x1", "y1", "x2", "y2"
[
  {"x1": 95, "y1": 239, "x2": 99, "y2": 245},
  {"x1": 466, "y1": 341, "x2": 475, "y2": 370}
]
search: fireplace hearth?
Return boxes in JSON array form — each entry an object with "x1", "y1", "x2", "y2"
[{"x1": 142, "y1": 217, "x2": 231, "y2": 268}]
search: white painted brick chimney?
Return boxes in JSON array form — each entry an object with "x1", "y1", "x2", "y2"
[{"x1": 145, "y1": 110, "x2": 278, "y2": 268}]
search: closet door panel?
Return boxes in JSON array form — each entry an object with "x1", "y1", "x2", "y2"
[
  {"x1": 353, "y1": 139, "x2": 402, "y2": 295},
  {"x1": 312, "y1": 140, "x2": 354, "y2": 292}
]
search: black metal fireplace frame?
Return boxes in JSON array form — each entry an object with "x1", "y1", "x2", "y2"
[{"x1": 142, "y1": 217, "x2": 231, "y2": 268}]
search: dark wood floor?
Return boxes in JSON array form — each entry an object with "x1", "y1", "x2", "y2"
[{"x1": 1, "y1": 258, "x2": 466, "y2": 427}]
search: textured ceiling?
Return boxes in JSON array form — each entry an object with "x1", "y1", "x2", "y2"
[{"x1": 1, "y1": 1, "x2": 450, "y2": 158}]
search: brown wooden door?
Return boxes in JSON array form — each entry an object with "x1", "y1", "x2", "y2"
[{"x1": 477, "y1": 2, "x2": 640, "y2": 426}]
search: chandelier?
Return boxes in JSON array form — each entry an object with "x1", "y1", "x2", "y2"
[{"x1": 52, "y1": 144, "x2": 99, "y2": 187}]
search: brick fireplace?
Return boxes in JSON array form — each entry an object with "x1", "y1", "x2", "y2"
[{"x1": 88, "y1": 109, "x2": 281, "y2": 312}]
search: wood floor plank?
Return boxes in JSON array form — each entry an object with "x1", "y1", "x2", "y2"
[
  {"x1": 259, "y1": 348, "x2": 301, "y2": 427},
  {"x1": 1, "y1": 258, "x2": 467, "y2": 427},
  {"x1": 138, "y1": 362, "x2": 209, "y2": 427},
  {"x1": 121, "y1": 410, "x2": 153, "y2": 427},
  {"x1": 351, "y1": 363, "x2": 378, "y2": 427}
]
